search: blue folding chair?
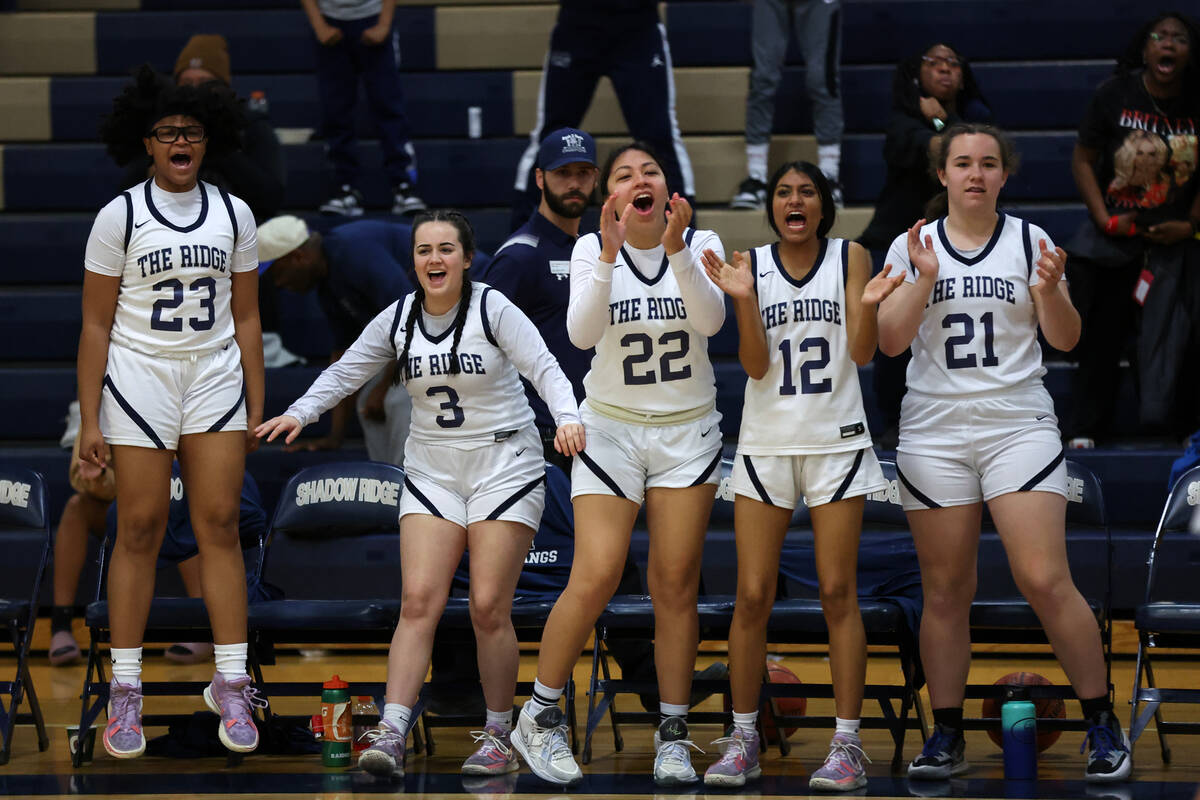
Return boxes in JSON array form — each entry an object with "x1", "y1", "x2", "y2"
[
  {"x1": 0, "y1": 467, "x2": 51, "y2": 765},
  {"x1": 1130, "y1": 464, "x2": 1200, "y2": 762}
]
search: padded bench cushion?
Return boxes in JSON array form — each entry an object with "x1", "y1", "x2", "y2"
[
  {"x1": 87, "y1": 598, "x2": 214, "y2": 629},
  {"x1": 1135, "y1": 602, "x2": 1200, "y2": 633},
  {"x1": 249, "y1": 599, "x2": 399, "y2": 630},
  {"x1": 970, "y1": 598, "x2": 1102, "y2": 629},
  {"x1": 768, "y1": 597, "x2": 907, "y2": 637}
]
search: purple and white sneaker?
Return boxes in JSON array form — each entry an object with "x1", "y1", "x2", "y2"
[
  {"x1": 704, "y1": 727, "x2": 761, "y2": 787},
  {"x1": 462, "y1": 723, "x2": 519, "y2": 775},
  {"x1": 103, "y1": 680, "x2": 145, "y2": 759},
  {"x1": 203, "y1": 672, "x2": 266, "y2": 753},
  {"x1": 359, "y1": 720, "x2": 407, "y2": 778},
  {"x1": 809, "y1": 732, "x2": 870, "y2": 791}
]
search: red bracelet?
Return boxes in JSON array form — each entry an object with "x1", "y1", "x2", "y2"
[{"x1": 1104, "y1": 215, "x2": 1119, "y2": 234}]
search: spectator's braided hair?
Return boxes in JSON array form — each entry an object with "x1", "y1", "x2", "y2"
[
  {"x1": 395, "y1": 210, "x2": 478, "y2": 383},
  {"x1": 100, "y1": 63, "x2": 244, "y2": 167}
]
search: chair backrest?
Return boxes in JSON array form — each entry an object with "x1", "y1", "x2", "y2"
[
  {"x1": 1063, "y1": 459, "x2": 1107, "y2": 528},
  {"x1": 0, "y1": 467, "x2": 48, "y2": 533},
  {"x1": 269, "y1": 461, "x2": 405, "y2": 540},
  {"x1": 1145, "y1": 465, "x2": 1200, "y2": 602}
]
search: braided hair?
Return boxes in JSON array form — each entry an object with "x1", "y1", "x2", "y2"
[
  {"x1": 394, "y1": 209, "x2": 477, "y2": 383},
  {"x1": 100, "y1": 63, "x2": 244, "y2": 167}
]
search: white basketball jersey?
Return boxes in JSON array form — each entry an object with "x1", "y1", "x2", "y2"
[
  {"x1": 396, "y1": 283, "x2": 535, "y2": 444},
  {"x1": 737, "y1": 239, "x2": 873, "y2": 455},
  {"x1": 86, "y1": 180, "x2": 256, "y2": 355},
  {"x1": 889, "y1": 213, "x2": 1047, "y2": 397},
  {"x1": 581, "y1": 229, "x2": 719, "y2": 414}
]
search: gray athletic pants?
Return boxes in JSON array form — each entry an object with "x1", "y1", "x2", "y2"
[{"x1": 745, "y1": 0, "x2": 843, "y2": 146}]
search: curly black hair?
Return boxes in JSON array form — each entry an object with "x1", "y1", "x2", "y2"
[
  {"x1": 99, "y1": 63, "x2": 245, "y2": 167},
  {"x1": 1116, "y1": 11, "x2": 1199, "y2": 88},
  {"x1": 892, "y1": 41, "x2": 989, "y2": 121}
]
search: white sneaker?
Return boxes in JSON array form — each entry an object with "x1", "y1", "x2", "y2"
[
  {"x1": 653, "y1": 717, "x2": 702, "y2": 786},
  {"x1": 319, "y1": 184, "x2": 365, "y2": 217},
  {"x1": 510, "y1": 702, "x2": 581, "y2": 786}
]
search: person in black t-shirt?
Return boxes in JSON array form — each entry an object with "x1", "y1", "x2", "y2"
[{"x1": 1065, "y1": 12, "x2": 1200, "y2": 446}]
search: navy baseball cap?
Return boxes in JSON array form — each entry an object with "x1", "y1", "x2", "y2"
[{"x1": 537, "y1": 128, "x2": 597, "y2": 171}]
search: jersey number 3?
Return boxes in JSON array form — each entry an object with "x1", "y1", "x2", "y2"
[
  {"x1": 426, "y1": 385, "x2": 465, "y2": 428},
  {"x1": 621, "y1": 331, "x2": 692, "y2": 386},
  {"x1": 150, "y1": 277, "x2": 216, "y2": 332}
]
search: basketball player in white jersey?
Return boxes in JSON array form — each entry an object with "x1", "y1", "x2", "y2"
[
  {"x1": 878, "y1": 123, "x2": 1130, "y2": 783},
  {"x1": 257, "y1": 210, "x2": 584, "y2": 780},
  {"x1": 76, "y1": 66, "x2": 265, "y2": 759},
  {"x1": 700, "y1": 161, "x2": 901, "y2": 790},
  {"x1": 513, "y1": 142, "x2": 725, "y2": 787}
]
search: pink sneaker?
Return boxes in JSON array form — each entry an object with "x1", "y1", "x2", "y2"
[
  {"x1": 462, "y1": 723, "x2": 519, "y2": 775},
  {"x1": 203, "y1": 672, "x2": 266, "y2": 753},
  {"x1": 704, "y1": 727, "x2": 760, "y2": 787},
  {"x1": 103, "y1": 680, "x2": 145, "y2": 759},
  {"x1": 809, "y1": 731, "x2": 869, "y2": 791}
]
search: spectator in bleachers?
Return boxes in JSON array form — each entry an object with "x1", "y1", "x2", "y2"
[
  {"x1": 257, "y1": 216, "x2": 492, "y2": 465},
  {"x1": 48, "y1": 454, "x2": 266, "y2": 669},
  {"x1": 300, "y1": 0, "x2": 425, "y2": 217},
  {"x1": 857, "y1": 43, "x2": 992, "y2": 447},
  {"x1": 80, "y1": 65, "x2": 265, "y2": 759},
  {"x1": 257, "y1": 210, "x2": 584, "y2": 780},
  {"x1": 121, "y1": 35, "x2": 286, "y2": 223},
  {"x1": 1065, "y1": 11, "x2": 1200, "y2": 447},
  {"x1": 729, "y1": 0, "x2": 845, "y2": 210},
  {"x1": 508, "y1": 0, "x2": 695, "y2": 232}
]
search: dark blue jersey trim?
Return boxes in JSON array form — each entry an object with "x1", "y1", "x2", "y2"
[
  {"x1": 486, "y1": 474, "x2": 545, "y2": 520},
  {"x1": 619, "y1": 245, "x2": 670, "y2": 285},
  {"x1": 684, "y1": 227, "x2": 695, "y2": 247},
  {"x1": 749, "y1": 247, "x2": 759, "y2": 298},
  {"x1": 840, "y1": 239, "x2": 850, "y2": 287},
  {"x1": 217, "y1": 185, "x2": 239, "y2": 242},
  {"x1": 1018, "y1": 449, "x2": 1065, "y2": 492},
  {"x1": 121, "y1": 192, "x2": 133, "y2": 252},
  {"x1": 416, "y1": 298, "x2": 460, "y2": 344},
  {"x1": 689, "y1": 449, "x2": 722, "y2": 487},
  {"x1": 144, "y1": 179, "x2": 209, "y2": 233},
  {"x1": 403, "y1": 476, "x2": 444, "y2": 518},
  {"x1": 830, "y1": 448, "x2": 865, "y2": 503},
  {"x1": 1022, "y1": 219, "x2": 1033, "y2": 280},
  {"x1": 479, "y1": 287, "x2": 499, "y2": 347},
  {"x1": 896, "y1": 464, "x2": 941, "y2": 508},
  {"x1": 103, "y1": 375, "x2": 166, "y2": 449},
  {"x1": 772, "y1": 239, "x2": 828, "y2": 290},
  {"x1": 742, "y1": 455, "x2": 774, "y2": 506},
  {"x1": 936, "y1": 212, "x2": 1006, "y2": 266},
  {"x1": 206, "y1": 383, "x2": 245, "y2": 433},
  {"x1": 388, "y1": 300, "x2": 405, "y2": 352},
  {"x1": 577, "y1": 451, "x2": 626, "y2": 499}
]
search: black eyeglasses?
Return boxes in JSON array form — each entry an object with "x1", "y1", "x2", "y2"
[
  {"x1": 149, "y1": 125, "x2": 206, "y2": 144},
  {"x1": 922, "y1": 55, "x2": 963, "y2": 69}
]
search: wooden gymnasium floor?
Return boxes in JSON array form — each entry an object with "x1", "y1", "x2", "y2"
[{"x1": 3, "y1": 620, "x2": 1200, "y2": 799}]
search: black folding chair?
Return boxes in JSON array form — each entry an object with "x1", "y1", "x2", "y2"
[
  {"x1": 1130, "y1": 464, "x2": 1200, "y2": 762},
  {"x1": 0, "y1": 468, "x2": 51, "y2": 765}
]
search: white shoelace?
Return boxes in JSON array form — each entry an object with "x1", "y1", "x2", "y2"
[
  {"x1": 710, "y1": 735, "x2": 748, "y2": 763},
  {"x1": 658, "y1": 738, "x2": 704, "y2": 768},
  {"x1": 532, "y1": 722, "x2": 572, "y2": 760},
  {"x1": 828, "y1": 738, "x2": 871, "y2": 768},
  {"x1": 469, "y1": 729, "x2": 513, "y2": 757}
]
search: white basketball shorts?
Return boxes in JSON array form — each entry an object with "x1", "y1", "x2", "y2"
[{"x1": 732, "y1": 447, "x2": 888, "y2": 510}]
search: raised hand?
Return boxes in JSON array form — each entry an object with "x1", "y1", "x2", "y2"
[
  {"x1": 255, "y1": 415, "x2": 303, "y2": 445},
  {"x1": 599, "y1": 192, "x2": 632, "y2": 261},
  {"x1": 701, "y1": 248, "x2": 754, "y2": 300},
  {"x1": 662, "y1": 193, "x2": 692, "y2": 253},
  {"x1": 906, "y1": 219, "x2": 939, "y2": 282},
  {"x1": 862, "y1": 263, "x2": 907, "y2": 306},
  {"x1": 554, "y1": 423, "x2": 586, "y2": 457},
  {"x1": 1030, "y1": 239, "x2": 1067, "y2": 298}
]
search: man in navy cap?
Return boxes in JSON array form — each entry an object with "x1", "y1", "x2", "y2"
[{"x1": 479, "y1": 127, "x2": 598, "y2": 467}]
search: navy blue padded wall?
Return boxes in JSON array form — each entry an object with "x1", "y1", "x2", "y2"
[
  {"x1": 0, "y1": 291, "x2": 79, "y2": 360},
  {"x1": 666, "y1": 1, "x2": 1132, "y2": 67},
  {"x1": 94, "y1": 8, "x2": 435, "y2": 76},
  {"x1": 0, "y1": 215, "x2": 94, "y2": 284}
]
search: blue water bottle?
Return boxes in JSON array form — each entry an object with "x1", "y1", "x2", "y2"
[{"x1": 1001, "y1": 686, "x2": 1037, "y2": 780}]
